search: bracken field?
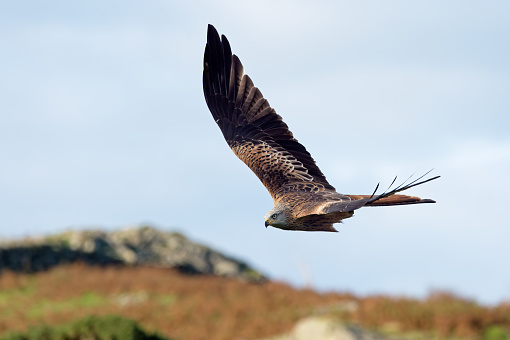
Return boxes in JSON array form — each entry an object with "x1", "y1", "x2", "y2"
[{"x1": 0, "y1": 264, "x2": 509, "y2": 340}]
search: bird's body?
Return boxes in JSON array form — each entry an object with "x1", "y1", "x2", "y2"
[{"x1": 203, "y1": 24, "x2": 439, "y2": 232}]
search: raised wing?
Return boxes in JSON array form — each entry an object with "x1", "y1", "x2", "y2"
[{"x1": 203, "y1": 24, "x2": 335, "y2": 199}]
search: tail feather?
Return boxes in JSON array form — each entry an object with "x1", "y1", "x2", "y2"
[
  {"x1": 348, "y1": 170, "x2": 440, "y2": 207},
  {"x1": 347, "y1": 194, "x2": 436, "y2": 206}
]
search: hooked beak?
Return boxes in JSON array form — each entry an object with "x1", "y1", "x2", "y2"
[{"x1": 264, "y1": 220, "x2": 269, "y2": 228}]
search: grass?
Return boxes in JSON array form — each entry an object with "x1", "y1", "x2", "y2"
[
  {"x1": 0, "y1": 264, "x2": 508, "y2": 340},
  {"x1": 26, "y1": 292, "x2": 106, "y2": 318},
  {"x1": 0, "y1": 315, "x2": 171, "y2": 340}
]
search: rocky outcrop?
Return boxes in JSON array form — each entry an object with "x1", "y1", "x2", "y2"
[
  {"x1": 261, "y1": 316, "x2": 401, "y2": 340},
  {"x1": 0, "y1": 226, "x2": 266, "y2": 282}
]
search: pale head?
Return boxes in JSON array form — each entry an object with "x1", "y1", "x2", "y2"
[{"x1": 264, "y1": 203, "x2": 291, "y2": 229}]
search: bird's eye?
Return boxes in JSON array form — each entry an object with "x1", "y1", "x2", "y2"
[{"x1": 271, "y1": 213, "x2": 278, "y2": 219}]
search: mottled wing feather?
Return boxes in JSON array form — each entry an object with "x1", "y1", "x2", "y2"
[{"x1": 203, "y1": 25, "x2": 335, "y2": 199}]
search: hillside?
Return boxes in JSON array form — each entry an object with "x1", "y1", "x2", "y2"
[
  {"x1": 1, "y1": 264, "x2": 509, "y2": 340},
  {"x1": 0, "y1": 226, "x2": 265, "y2": 282},
  {"x1": 0, "y1": 227, "x2": 509, "y2": 340}
]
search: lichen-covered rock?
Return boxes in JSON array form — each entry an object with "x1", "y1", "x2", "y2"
[{"x1": 0, "y1": 226, "x2": 266, "y2": 282}]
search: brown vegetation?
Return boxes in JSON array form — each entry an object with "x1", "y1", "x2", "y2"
[{"x1": 0, "y1": 264, "x2": 508, "y2": 340}]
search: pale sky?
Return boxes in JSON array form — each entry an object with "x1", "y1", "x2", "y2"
[{"x1": 1, "y1": 1, "x2": 509, "y2": 304}]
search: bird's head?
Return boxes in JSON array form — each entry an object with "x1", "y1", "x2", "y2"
[{"x1": 264, "y1": 205, "x2": 290, "y2": 229}]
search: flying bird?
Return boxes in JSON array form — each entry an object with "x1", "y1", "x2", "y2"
[{"x1": 203, "y1": 24, "x2": 439, "y2": 232}]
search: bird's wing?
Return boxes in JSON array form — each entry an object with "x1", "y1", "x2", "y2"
[
  {"x1": 316, "y1": 173, "x2": 440, "y2": 214},
  {"x1": 292, "y1": 211, "x2": 354, "y2": 232},
  {"x1": 347, "y1": 194, "x2": 435, "y2": 206},
  {"x1": 203, "y1": 24, "x2": 334, "y2": 199}
]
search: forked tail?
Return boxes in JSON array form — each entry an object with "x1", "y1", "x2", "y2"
[{"x1": 348, "y1": 170, "x2": 440, "y2": 207}]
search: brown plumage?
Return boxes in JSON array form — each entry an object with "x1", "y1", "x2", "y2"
[{"x1": 203, "y1": 24, "x2": 439, "y2": 232}]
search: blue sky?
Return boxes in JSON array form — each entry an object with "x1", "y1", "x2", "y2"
[{"x1": 1, "y1": 1, "x2": 509, "y2": 304}]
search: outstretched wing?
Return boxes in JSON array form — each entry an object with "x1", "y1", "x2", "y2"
[{"x1": 203, "y1": 24, "x2": 334, "y2": 199}]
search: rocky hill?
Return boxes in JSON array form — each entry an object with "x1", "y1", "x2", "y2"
[{"x1": 0, "y1": 226, "x2": 265, "y2": 282}]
